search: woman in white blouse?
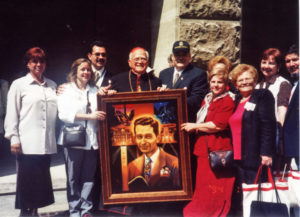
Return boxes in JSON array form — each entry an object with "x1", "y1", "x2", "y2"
[
  {"x1": 5, "y1": 47, "x2": 57, "y2": 216},
  {"x1": 57, "y1": 58, "x2": 105, "y2": 217}
]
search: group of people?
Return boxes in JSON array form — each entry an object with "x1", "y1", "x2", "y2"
[{"x1": 3, "y1": 39, "x2": 299, "y2": 217}]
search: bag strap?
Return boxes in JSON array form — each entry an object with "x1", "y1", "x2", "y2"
[
  {"x1": 254, "y1": 165, "x2": 274, "y2": 185},
  {"x1": 256, "y1": 165, "x2": 282, "y2": 204},
  {"x1": 204, "y1": 135, "x2": 210, "y2": 155},
  {"x1": 84, "y1": 91, "x2": 90, "y2": 128}
]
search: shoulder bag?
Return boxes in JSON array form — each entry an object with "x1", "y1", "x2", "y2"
[
  {"x1": 62, "y1": 91, "x2": 89, "y2": 147},
  {"x1": 205, "y1": 135, "x2": 233, "y2": 170}
]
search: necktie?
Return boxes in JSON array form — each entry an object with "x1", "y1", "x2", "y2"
[
  {"x1": 144, "y1": 157, "x2": 152, "y2": 181},
  {"x1": 173, "y1": 72, "x2": 180, "y2": 86},
  {"x1": 136, "y1": 76, "x2": 141, "y2": 92}
]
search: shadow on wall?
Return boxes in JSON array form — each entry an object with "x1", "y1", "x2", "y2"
[{"x1": 0, "y1": 0, "x2": 152, "y2": 84}]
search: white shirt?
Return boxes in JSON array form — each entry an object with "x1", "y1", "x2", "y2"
[
  {"x1": 92, "y1": 65, "x2": 106, "y2": 88},
  {"x1": 144, "y1": 147, "x2": 160, "y2": 171},
  {"x1": 4, "y1": 73, "x2": 58, "y2": 154},
  {"x1": 57, "y1": 82, "x2": 99, "y2": 150}
]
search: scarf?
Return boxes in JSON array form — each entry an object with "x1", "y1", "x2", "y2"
[{"x1": 196, "y1": 91, "x2": 235, "y2": 123}]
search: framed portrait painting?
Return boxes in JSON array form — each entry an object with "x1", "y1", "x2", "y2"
[{"x1": 98, "y1": 90, "x2": 192, "y2": 204}]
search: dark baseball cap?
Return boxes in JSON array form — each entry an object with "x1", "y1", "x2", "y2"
[{"x1": 172, "y1": 40, "x2": 190, "y2": 53}]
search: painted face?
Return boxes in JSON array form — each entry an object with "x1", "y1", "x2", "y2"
[
  {"x1": 236, "y1": 71, "x2": 255, "y2": 96},
  {"x1": 27, "y1": 59, "x2": 46, "y2": 77},
  {"x1": 76, "y1": 62, "x2": 92, "y2": 86},
  {"x1": 173, "y1": 51, "x2": 191, "y2": 70},
  {"x1": 210, "y1": 75, "x2": 226, "y2": 97},
  {"x1": 285, "y1": 53, "x2": 299, "y2": 76},
  {"x1": 88, "y1": 46, "x2": 107, "y2": 70},
  {"x1": 260, "y1": 56, "x2": 278, "y2": 78},
  {"x1": 128, "y1": 49, "x2": 148, "y2": 75},
  {"x1": 135, "y1": 125, "x2": 159, "y2": 157}
]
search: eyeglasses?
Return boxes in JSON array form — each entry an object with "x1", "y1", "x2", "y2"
[
  {"x1": 93, "y1": 52, "x2": 107, "y2": 57},
  {"x1": 132, "y1": 57, "x2": 148, "y2": 63},
  {"x1": 237, "y1": 77, "x2": 253, "y2": 84},
  {"x1": 30, "y1": 59, "x2": 46, "y2": 64}
]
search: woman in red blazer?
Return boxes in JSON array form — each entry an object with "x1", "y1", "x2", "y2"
[{"x1": 181, "y1": 65, "x2": 235, "y2": 217}]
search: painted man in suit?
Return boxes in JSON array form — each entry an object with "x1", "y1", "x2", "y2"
[
  {"x1": 283, "y1": 44, "x2": 299, "y2": 169},
  {"x1": 128, "y1": 116, "x2": 179, "y2": 191},
  {"x1": 159, "y1": 41, "x2": 209, "y2": 122}
]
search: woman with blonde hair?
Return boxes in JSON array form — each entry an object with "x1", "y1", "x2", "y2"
[{"x1": 57, "y1": 58, "x2": 106, "y2": 217}]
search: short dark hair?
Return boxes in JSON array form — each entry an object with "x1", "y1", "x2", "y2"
[
  {"x1": 286, "y1": 44, "x2": 299, "y2": 56},
  {"x1": 24, "y1": 47, "x2": 47, "y2": 65},
  {"x1": 88, "y1": 40, "x2": 106, "y2": 54},
  {"x1": 133, "y1": 116, "x2": 159, "y2": 137}
]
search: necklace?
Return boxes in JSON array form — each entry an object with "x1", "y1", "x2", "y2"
[{"x1": 129, "y1": 70, "x2": 152, "y2": 92}]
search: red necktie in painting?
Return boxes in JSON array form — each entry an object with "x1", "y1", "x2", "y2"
[{"x1": 144, "y1": 157, "x2": 152, "y2": 181}]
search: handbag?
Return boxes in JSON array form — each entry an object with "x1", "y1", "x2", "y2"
[
  {"x1": 242, "y1": 165, "x2": 290, "y2": 217},
  {"x1": 205, "y1": 136, "x2": 233, "y2": 170},
  {"x1": 62, "y1": 91, "x2": 89, "y2": 147},
  {"x1": 62, "y1": 124, "x2": 86, "y2": 147},
  {"x1": 209, "y1": 150, "x2": 233, "y2": 170}
]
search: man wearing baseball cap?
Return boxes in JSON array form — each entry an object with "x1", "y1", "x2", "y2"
[{"x1": 159, "y1": 40, "x2": 208, "y2": 122}]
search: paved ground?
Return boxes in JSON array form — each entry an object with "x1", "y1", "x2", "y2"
[
  {"x1": 0, "y1": 148, "x2": 185, "y2": 217},
  {"x1": 0, "y1": 148, "x2": 69, "y2": 217}
]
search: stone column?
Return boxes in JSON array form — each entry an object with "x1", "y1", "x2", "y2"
[{"x1": 152, "y1": 0, "x2": 241, "y2": 75}]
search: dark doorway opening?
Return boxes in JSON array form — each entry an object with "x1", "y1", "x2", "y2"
[
  {"x1": 241, "y1": 0, "x2": 299, "y2": 79},
  {"x1": 0, "y1": 0, "x2": 151, "y2": 84}
]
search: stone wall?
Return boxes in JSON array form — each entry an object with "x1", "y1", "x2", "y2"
[
  {"x1": 179, "y1": 0, "x2": 242, "y2": 69},
  {"x1": 152, "y1": 0, "x2": 241, "y2": 74}
]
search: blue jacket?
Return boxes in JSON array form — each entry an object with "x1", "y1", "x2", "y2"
[{"x1": 283, "y1": 83, "x2": 299, "y2": 157}]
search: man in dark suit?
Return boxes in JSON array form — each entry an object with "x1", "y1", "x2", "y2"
[
  {"x1": 159, "y1": 41, "x2": 208, "y2": 191},
  {"x1": 128, "y1": 116, "x2": 179, "y2": 191},
  {"x1": 283, "y1": 44, "x2": 299, "y2": 169},
  {"x1": 86, "y1": 40, "x2": 112, "y2": 213},
  {"x1": 159, "y1": 41, "x2": 208, "y2": 122},
  {"x1": 87, "y1": 40, "x2": 112, "y2": 88}
]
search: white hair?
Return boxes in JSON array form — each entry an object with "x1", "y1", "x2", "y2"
[{"x1": 129, "y1": 48, "x2": 149, "y2": 60}]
